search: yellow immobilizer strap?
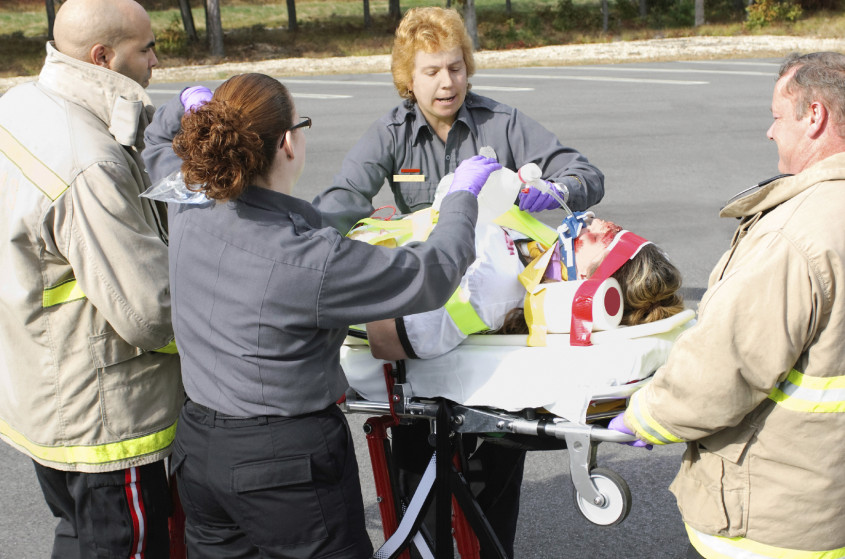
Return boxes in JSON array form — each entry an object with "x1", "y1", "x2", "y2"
[
  {"x1": 494, "y1": 207, "x2": 558, "y2": 248},
  {"x1": 347, "y1": 208, "x2": 438, "y2": 247},
  {"x1": 517, "y1": 242, "x2": 563, "y2": 347}
]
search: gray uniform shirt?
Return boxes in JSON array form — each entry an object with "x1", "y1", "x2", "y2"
[
  {"x1": 168, "y1": 186, "x2": 479, "y2": 417},
  {"x1": 312, "y1": 91, "x2": 604, "y2": 233}
]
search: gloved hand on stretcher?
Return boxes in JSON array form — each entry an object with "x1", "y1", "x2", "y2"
[
  {"x1": 181, "y1": 85, "x2": 213, "y2": 113},
  {"x1": 609, "y1": 414, "x2": 653, "y2": 450},
  {"x1": 447, "y1": 155, "x2": 501, "y2": 198}
]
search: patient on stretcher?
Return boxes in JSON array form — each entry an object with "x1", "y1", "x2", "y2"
[{"x1": 359, "y1": 212, "x2": 684, "y2": 360}]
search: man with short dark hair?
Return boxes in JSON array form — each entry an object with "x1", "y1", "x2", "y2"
[{"x1": 0, "y1": 0, "x2": 180, "y2": 556}]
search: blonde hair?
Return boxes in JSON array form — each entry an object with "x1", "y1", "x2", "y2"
[{"x1": 391, "y1": 7, "x2": 475, "y2": 102}]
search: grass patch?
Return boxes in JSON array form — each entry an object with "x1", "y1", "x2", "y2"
[{"x1": 1, "y1": 0, "x2": 844, "y2": 78}]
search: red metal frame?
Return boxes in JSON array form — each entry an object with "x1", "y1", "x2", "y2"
[{"x1": 364, "y1": 362, "x2": 482, "y2": 559}]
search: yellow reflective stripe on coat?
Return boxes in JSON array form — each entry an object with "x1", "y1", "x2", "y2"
[
  {"x1": 0, "y1": 417, "x2": 177, "y2": 466},
  {"x1": 769, "y1": 369, "x2": 845, "y2": 413},
  {"x1": 444, "y1": 287, "x2": 489, "y2": 336},
  {"x1": 42, "y1": 279, "x2": 86, "y2": 307},
  {"x1": 0, "y1": 124, "x2": 69, "y2": 201},
  {"x1": 686, "y1": 524, "x2": 845, "y2": 559},
  {"x1": 627, "y1": 390, "x2": 685, "y2": 445},
  {"x1": 494, "y1": 207, "x2": 558, "y2": 248},
  {"x1": 152, "y1": 340, "x2": 178, "y2": 354}
]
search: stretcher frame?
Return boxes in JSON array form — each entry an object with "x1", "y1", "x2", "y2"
[{"x1": 340, "y1": 359, "x2": 642, "y2": 559}]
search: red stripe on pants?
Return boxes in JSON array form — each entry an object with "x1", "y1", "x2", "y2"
[{"x1": 124, "y1": 467, "x2": 147, "y2": 559}]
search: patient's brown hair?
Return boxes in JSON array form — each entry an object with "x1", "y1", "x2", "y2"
[{"x1": 497, "y1": 243, "x2": 685, "y2": 334}]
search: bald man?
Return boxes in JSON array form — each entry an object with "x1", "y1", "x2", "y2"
[
  {"x1": 54, "y1": 0, "x2": 158, "y2": 87},
  {"x1": 0, "y1": 0, "x2": 181, "y2": 557}
]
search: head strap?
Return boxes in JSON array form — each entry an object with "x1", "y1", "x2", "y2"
[{"x1": 570, "y1": 231, "x2": 651, "y2": 346}]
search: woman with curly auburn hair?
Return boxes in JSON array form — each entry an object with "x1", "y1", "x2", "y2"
[{"x1": 143, "y1": 72, "x2": 502, "y2": 558}]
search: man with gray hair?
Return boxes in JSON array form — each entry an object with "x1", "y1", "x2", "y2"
[
  {"x1": 610, "y1": 51, "x2": 845, "y2": 558},
  {"x1": 0, "y1": 0, "x2": 180, "y2": 556}
]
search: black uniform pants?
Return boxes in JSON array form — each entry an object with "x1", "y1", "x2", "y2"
[
  {"x1": 172, "y1": 400, "x2": 373, "y2": 559},
  {"x1": 391, "y1": 421, "x2": 526, "y2": 558},
  {"x1": 32, "y1": 459, "x2": 171, "y2": 559}
]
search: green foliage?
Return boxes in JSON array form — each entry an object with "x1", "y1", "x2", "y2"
[
  {"x1": 644, "y1": 0, "x2": 696, "y2": 26},
  {"x1": 155, "y1": 16, "x2": 189, "y2": 55},
  {"x1": 553, "y1": 0, "x2": 604, "y2": 32},
  {"x1": 746, "y1": 0, "x2": 803, "y2": 28},
  {"x1": 612, "y1": 0, "x2": 645, "y2": 26},
  {"x1": 705, "y1": 0, "x2": 749, "y2": 22}
]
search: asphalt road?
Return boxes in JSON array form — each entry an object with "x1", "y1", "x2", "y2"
[{"x1": 0, "y1": 58, "x2": 782, "y2": 558}]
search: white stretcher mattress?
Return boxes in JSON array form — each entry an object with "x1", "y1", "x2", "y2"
[{"x1": 341, "y1": 309, "x2": 696, "y2": 424}]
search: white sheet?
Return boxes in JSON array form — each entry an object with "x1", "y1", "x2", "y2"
[{"x1": 341, "y1": 309, "x2": 696, "y2": 423}]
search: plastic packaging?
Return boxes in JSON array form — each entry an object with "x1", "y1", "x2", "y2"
[
  {"x1": 140, "y1": 171, "x2": 212, "y2": 205},
  {"x1": 431, "y1": 150, "x2": 547, "y2": 222}
]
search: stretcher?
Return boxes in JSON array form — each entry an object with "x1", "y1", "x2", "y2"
[{"x1": 339, "y1": 309, "x2": 696, "y2": 559}]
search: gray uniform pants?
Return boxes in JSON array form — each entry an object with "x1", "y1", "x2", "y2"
[{"x1": 172, "y1": 400, "x2": 373, "y2": 559}]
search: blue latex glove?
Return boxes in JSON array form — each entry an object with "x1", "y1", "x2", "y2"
[
  {"x1": 608, "y1": 414, "x2": 653, "y2": 450},
  {"x1": 447, "y1": 155, "x2": 502, "y2": 198},
  {"x1": 180, "y1": 86, "x2": 213, "y2": 113},
  {"x1": 518, "y1": 180, "x2": 568, "y2": 212}
]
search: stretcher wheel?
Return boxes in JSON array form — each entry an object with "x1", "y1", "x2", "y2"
[{"x1": 572, "y1": 467, "x2": 632, "y2": 526}]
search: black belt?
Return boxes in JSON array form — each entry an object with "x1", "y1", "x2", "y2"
[{"x1": 185, "y1": 398, "x2": 336, "y2": 427}]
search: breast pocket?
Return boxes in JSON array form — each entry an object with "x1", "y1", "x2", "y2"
[{"x1": 395, "y1": 179, "x2": 441, "y2": 213}]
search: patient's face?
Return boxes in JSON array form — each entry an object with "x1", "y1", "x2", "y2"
[{"x1": 573, "y1": 218, "x2": 622, "y2": 279}]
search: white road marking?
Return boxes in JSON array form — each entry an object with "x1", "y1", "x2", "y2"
[
  {"x1": 561, "y1": 65, "x2": 772, "y2": 76},
  {"x1": 479, "y1": 72, "x2": 707, "y2": 85}
]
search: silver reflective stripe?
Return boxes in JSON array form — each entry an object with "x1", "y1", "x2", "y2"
[
  {"x1": 628, "y1": 391, "x2": 683, "y2": 445},
  {"x1": 769, "y1": 369, "x2": 845, "y2": 413}
]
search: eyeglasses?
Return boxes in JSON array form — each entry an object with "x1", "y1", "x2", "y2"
[
  {"x1": 289, "y1": 116, "x2": 312, "y2": 132},
  {"x1": 280, "y1": 116, "x2": 312, "y2": 148}
]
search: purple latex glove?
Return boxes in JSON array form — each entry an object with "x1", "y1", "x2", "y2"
[
  {"x1": 447, "y1": 155, "x2": 502, "y2": 198},
  {"x1": 608, "y1": 414, "x2": 653, "y2": 450},
  {"x1": 517, "y1": 180, "x2": 568, "y2": 212},
  {"x1": 180, "y1": 86, "x2": 213, "y2": 113}
]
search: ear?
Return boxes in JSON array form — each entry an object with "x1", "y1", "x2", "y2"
[
  {"x1": 90, "y1": 44, "x2": 112, "y2": 68},
  {"x1": 806, "y1": 101, "x2": 828, "y2": 139},
  {"x1": 281, "y1": 131, "x2": 295, "y2": 159}
]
